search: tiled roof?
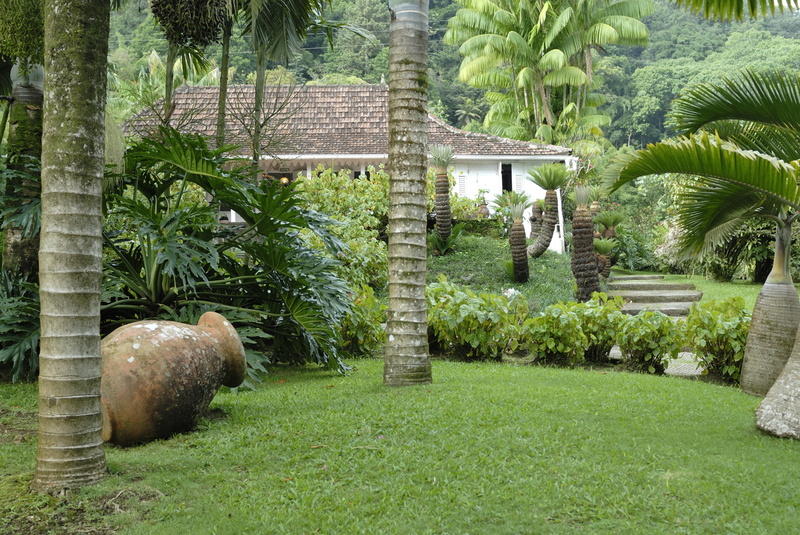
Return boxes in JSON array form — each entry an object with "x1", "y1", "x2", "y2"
[{"x1": 127, "y1": 84, "x2": 571, "y2": 158}]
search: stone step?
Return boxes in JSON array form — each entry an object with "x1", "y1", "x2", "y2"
[
  {"x1": 608, "y1": 290, "x2": 703, "y2": 303},
  {"x1": 607, "y1": 280, "x2": 697, "y2": 292},
  {"x1": 621, "y1": 301, "x2": 693, "y2": 316},
  {"x1": 609, "y1": 274, "x2": 665, "y2": 281}
]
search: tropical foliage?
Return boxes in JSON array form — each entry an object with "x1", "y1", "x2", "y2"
[
  {"x1": 685, "y1": 298, "x2": 750, "y2": 384},
  {"x1": 602, "y1": 68, "x2": 800, "y2": 398},
  {"x1": 103, "y1": 127, "x2": 353, "y2": 374},
  {"x1": 444, "y1": 0, "x2": 652, "y2": 141}
]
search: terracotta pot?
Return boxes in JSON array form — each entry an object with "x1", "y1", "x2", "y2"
[{"x1": 100, "y1": 312, "x2": 246, "y2": 446}]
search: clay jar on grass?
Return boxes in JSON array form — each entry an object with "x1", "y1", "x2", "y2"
[{"x1": 100, "y1": 312, "x2": 246, "y2": 446}]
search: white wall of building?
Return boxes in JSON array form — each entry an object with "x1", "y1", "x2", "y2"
[{"x1": 452, "y1": 157, "x2": 570, "y2": 253}]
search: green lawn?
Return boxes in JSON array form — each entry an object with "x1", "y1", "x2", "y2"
[{"x1": 3, "y1": 360, "x2": 800, "y2": 534}]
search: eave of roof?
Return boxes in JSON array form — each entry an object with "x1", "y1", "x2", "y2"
[{"x1": 126, "y1": 84, "x2": 573, "y2": 158}]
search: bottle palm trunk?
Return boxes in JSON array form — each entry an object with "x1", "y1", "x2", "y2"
[{"x1": 741, "y1": 224, "x2": 800, "y2": 396}]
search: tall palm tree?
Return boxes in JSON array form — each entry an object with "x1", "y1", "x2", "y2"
[
  {"x1": 34, "y1": 0, "x2": 109, "y2": 491},
  {"x1": 445, "y1": 0, "x2": 587, "y2": 135},
  {"x1": 527, "y1": 162, "x2": 571, "y2": 258},
  {"x1": 559, "y1": 0, "x2": 653, "y2": 107},
  {"x1": 666, "y1": 0, "x2": 800, "y2": 441},
  {"x1": 383, "y1": 0, "x2": 431, "y2": 386},
  {"x1": 603, "y1": 70, "x2": 800, "y2": 399},
  {"x1": 431, "y1": 144, "x2": 454, "y2": 242},
  {"x1": 509, "y1": 200, "x2": 531, "y2": 282},
  {"x1": 572, "y1": 185, "x2": 599, "y2": 301}
]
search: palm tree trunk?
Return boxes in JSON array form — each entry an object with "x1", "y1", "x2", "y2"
[
  {"x1": 215, "y1": 15, "x2": 232, "y2": 149},
  {"x1": 34, "y1": 0, "x2": 109, "y2": 492},
  {"x1": 383, "y1": 0, "x2": 431, "y2": 386},
  {"x1": 434, "y1": 166, "x2": 452, "y2": 241},
  {"x1": 757, "y1": 328, "x2": 800, "y2": 439},
  {"x1": 510, "y1": 219, "x2": 528, "y2": 282},
  {"x1": 740, "y1": 223, "x2": 800, "y2": 396},
  {"x1": 164, "y1": 41, "x2": 177, "y2": 124},
  {"x1": 535, "y1": 73, "x2": 555, "y2": 126},
  {"x1": 528, "y1": 190, "x2": 557, "y2": 258},
  {"x1": 571, "y1": 204, "x2": 599, "y2": 302},
  {"x1": 252, "y1": 47, "x2": 266, "y2": 178}
]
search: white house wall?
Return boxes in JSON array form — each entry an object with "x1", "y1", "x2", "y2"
[{"x1": 452, "y1": 158, "x2": 567, "y2": 253}]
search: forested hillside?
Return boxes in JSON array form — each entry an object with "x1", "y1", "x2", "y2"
[{"x1": 107, "y1": 0, "x2": 800, "y2": 147}]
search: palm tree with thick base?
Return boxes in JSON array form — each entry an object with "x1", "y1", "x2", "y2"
[{"x1": 605, "y1": 70, "x2": 800, "y2": 400}]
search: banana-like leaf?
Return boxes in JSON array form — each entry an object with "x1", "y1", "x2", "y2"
[
  {"x1": 601, "y1": 17, "x2": 649, "y2": 43},
  {"x1": 596, "y1": 0, "x2": 655, "y2": 20},
  {"x1": 672, "y1": 0, "x2": 797, "y2": 21},
  {"x1": 538, "y1": 49, "x2": 568, "y2": 71},
  {"x1": 583, "y1": 22, "x2": 620, "y2": 45},
  {"x1": 542, "y1": 66, "x2": 588, "y2": 87}
]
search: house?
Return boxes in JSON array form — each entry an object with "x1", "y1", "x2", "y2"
[{"x1": 127, "y1": 83, "x2": 574, "y2": 251}]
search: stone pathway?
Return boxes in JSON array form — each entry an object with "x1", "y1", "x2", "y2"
[
  {"x1": 606, "y1": 273, "x2": 704, "y2": 377},
  {"x1": 607, "y1": 274, "x2": 702, "y2": 316}
]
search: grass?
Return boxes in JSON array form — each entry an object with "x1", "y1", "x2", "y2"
[
  {"x1": 3, "y1": 360, "x2": 800, "y2": 534},
  {"x1": 428, "y1": 234, "x2": 574, "y2": 314},
  {"x1": 4, "y1": 236, "x2": 800, "y2": 533}
]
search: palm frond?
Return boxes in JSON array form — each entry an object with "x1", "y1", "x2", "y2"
[
  {"x1": 602, "y1": 133, "x2": 800, "y2": 211},
  {"x1": 705, "y1": 120, "x2": 800, "y2": 163},
  {"x1": 527, "y1": 162, "x2": 571, "y2": 190},
  {"x1": 673, "y1": 182, "x2": 769, "y2": 254},
  {"x1": 670, "y1": 69, "x2": 800, "y2": 135}
]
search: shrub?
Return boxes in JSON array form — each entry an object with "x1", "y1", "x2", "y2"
[
  {"x1": 618, "y1": 311, "x2": 683, "y2": 374},
  {"x1": 521, "y1": 302, "x2": 588, "y2": 366},
  {"x1": 103, "y1": 128, "x2": 352, "y2": 375},
  {"x1": 426, "y1": 276, "x2": 528, "y2": 360},
  {"x1": 429, "y1": 222, "x2": 465, "y2": 256},
  {"x1": 296, "y1": 166, "x2": 389, "y2": 289},
  {"x1": 614, "y1": 225, "x2": 660, "y2": 271},
  {"x1": 684, "y1": 298, "x2": 750, "y2": 384},
  {"x1": 339, "y1": 285, "x2": 387, "y2": 359},
  {"x1": 573, "y1": 293, "x2": 626, "y2": 364},
  {"x1": 0, "y1": 270, "x2": 40, "y2": 382}
]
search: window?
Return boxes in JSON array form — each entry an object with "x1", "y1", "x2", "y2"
[{"x1": 501, "y1": 163, "x2": 512, "y2": 192}]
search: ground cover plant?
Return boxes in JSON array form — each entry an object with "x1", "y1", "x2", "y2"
[{"x1": 3, "y1": 359, "x2": 800, "y2": 534}]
